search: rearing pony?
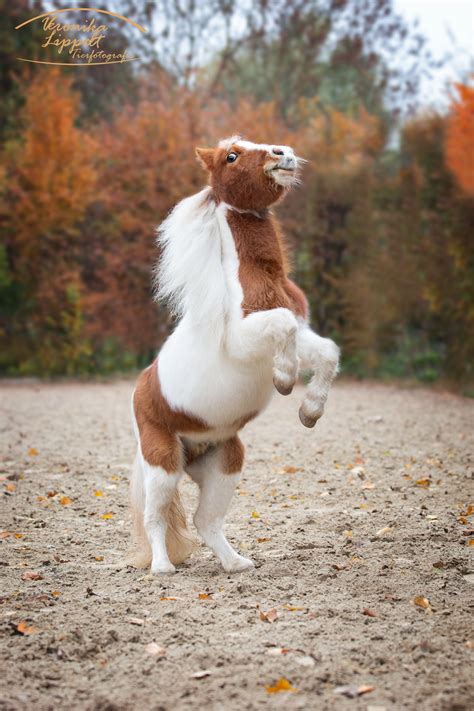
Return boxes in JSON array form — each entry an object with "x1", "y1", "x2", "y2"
[{"x1": 130, "y1": 136, "x2": 340, "y2": 574}]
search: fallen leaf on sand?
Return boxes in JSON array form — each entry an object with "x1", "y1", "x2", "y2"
[
  {"x1": 94, "y1": 556, "x2": 104, "y2": 561},
  {"x1": 160, "y1": 596, "x2": 183, "y2": 601},
  {"x1": 59, "y1": 496, "x2": 72, "y2": 506},
  {"x1": 266, "y1": 678, "x2": 297, "y2": 693},
  {"x1": 260, "y1": 608, "x2": 279, "y2": 623},
  {"x1": 358, "y1": 685, "x2": 375, "y2": 695},
  {"x1": 198, "y1": 593, "x2": 212, "y2": 600},
  {"x1": 334, "y1": 684, "x2": 375, "y2": 698},
  {"x1": 22, "y1": 571, "x2": 43, "y2": 581},
  {"x1": 28, "y1": 448, "x2": 38, "y2": 457},
  {"x1": 47, "y1": 491, "x2": 57, "y2": 498},
  {"x1": 283, "y1": 604, "x2": 305, "y2": 611},
  {"x1": 191, "y1": 670, "x2": 212, "y2": 679},
  {"x1": 257, "y1": 537, "x2": 271, "y2": 543},
  {"x1": 16, "y1": 621, "x2": 39, "y2": 635},
  {"x1": 251, "y1": 511, "x2": 260, "y2": 519},
  {"x1": 129, "y1": 617, "x2": 144, "y2": 626},
  {"x1": 376, "y1": 526, "x2": 393, "y2": 537},
  {"x1": 145, "y1": 642, "x2": 166, "y2": 657},
  {"x1": 93, "y1": 490, "x2": 103, "y2": 497},
  {"x1": 415, "y1": 478, "x2": 431, "y2": 488},
  {"x1": 413, "y1": 596, "x2": 432, "y2": 612},
  {"x1": 100, "y1": 512, "x2": 113, "y2": 519},
  {"x1": 281, "y1": 465, "x2": 304, "y2": 474},
  {"x1": 344, "y1": 530, "x2": 353, "y2": 539},
  {"x1": 5, "y1": 483, "x2": 16, "y2": 493},
  {"x1": 468, "y1": 540, "x2": 474, "y2": 547},
  {"x1": 51, "y1": 591, "x2": 61, "y2": 598}
]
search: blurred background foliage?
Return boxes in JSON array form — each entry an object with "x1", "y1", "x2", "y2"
[{"x1": 0, "y1": 0, "x2": 473, "y2": 385}]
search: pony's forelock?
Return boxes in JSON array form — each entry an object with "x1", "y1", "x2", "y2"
[{"x1": 218, "y1": 135, "x2": 242, "y2": 151}]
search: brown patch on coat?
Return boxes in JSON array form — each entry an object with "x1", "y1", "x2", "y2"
[
  {"x1": 283, "y1": 278, "x2": 309, "y2": 320},
  {"x1": 232, "y1": 410, "x2": 258, "y2": 430},
  {"x1": 221, "y1": 436, "x2": 245, "y2": 474},
  {"x1": 133, "y1": 360, "x2": 209, "y2": 471},
  {"x1": 227, "y1": 210, "x2": 304, "y2": 316}
]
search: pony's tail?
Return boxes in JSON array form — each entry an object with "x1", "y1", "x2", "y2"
[{"x1": 128, "y1": 450, "x2": 197, "y2": 568}]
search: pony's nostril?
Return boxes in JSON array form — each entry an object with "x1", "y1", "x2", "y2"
[{"x1": 272, "y1": 148, "x2": 284, "y2": 156}]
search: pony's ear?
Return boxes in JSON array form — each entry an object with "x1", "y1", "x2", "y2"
[{"x1": 195, "y1": 147, "x2": 216, "y2": 172}]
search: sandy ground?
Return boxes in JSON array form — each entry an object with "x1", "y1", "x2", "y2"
[{"x1": 0, "y1": 379, "x2": 473, "y2": 711}]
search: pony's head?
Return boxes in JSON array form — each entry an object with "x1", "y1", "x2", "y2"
[{"x1": 195, "y1": 136, "x2": 303, "y2": 212}]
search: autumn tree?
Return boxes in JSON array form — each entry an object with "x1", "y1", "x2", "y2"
[
  {"x1": 1, "y1": 68, "x2": 97, "y2": 373},
  {"x1": 445, "y1": 83, "x2": 474, "y2": 197}
]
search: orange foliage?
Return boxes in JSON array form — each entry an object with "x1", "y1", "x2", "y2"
[
  {"x1": 12, "y1": 68, "x2": 97, "y2": 252},
  {"x1": 84, "y1": 89, "x2": 204, "y2": 353},
  {"x1": 445, "y1": 83, "x2": 474, "y2": 196},
  {"x1": 296, "y1": 102, "x2": 382, "y2": 171},
  {"x1": 5, "y1": 68, "x2": 97, "y2": 372},
  {"x1": 4, "y1": 68, "x2": 470, "y2": 380}
]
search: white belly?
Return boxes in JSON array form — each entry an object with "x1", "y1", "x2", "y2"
[{"x1": 158, "y1": 318, "x2": 274, "y2": 428}]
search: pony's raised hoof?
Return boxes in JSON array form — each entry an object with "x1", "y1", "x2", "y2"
[
  {"x1": 273, "y1": 378, "x2": 294, "y2": 396},
  {"x1": 298, "y1": 406, "x2": 322, "y2": 429}
]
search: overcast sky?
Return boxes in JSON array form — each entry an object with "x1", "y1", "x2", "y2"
[{"x1": 395, "y1": 0, "x2": 473, "y2": 106}]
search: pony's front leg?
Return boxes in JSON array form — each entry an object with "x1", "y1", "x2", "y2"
[
  {"x1": 187, "y1": 438, "x2": 254, "y2": 573},
  {"x1": 297, "y1": 323, "x2": 340, "y2": 428},
  {"x1": 227, "y1": 308, "x2": 299, "y2": 395}
]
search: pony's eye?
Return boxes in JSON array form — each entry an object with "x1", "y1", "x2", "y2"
[{"x1": 226, "y1": 152, "x2": 238, "y2": 163}]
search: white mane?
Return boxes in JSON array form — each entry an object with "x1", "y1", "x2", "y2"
[{"x1": 154, "y1": 188, "x2": 235, "y2": 330}]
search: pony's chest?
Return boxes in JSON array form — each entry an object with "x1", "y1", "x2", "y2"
[{"x1": 238, "y1": 264, "x2": 290, "y2": 315}]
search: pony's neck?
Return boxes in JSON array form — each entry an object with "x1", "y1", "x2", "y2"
[
  {"x1": 225, "y1": 203, "x2": 270, "y2": 220},
  {"x1": 225, "y1": 209, "x2": 290, "y2": 316},
  {"x1": 226, "y1": 209, "x2": 288, "y2": 275}
]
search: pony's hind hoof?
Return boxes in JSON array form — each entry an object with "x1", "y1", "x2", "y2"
[
  {"x1": 150, "y1": 561, "x2": 176, "y2": 575},
  {"x1": 273, "y1": 378, "x2": 294, "y2": 396},
  {"x1": 298, "y1": 406, "x2": 321, "y2": 429},
  {"x1": 223, "y1": 554, "x2": 255, "y2": 573}
]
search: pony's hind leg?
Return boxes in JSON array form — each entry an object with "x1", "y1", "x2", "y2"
[
  {"x1": 134, "y1": 417, "x2": 195, "y2": 574},
  {"x1": 187, "y1": 437, "x2": 254, "y2": 573},
  {"x1": 142, "y1": 460, "x2": 181, "y2": 574},
  {"x1": 297, "y1": 324, "x2": 340, "y2": 428},
  {"x1": 129, "y1": 449, "x2": 152, "y2": 569}
]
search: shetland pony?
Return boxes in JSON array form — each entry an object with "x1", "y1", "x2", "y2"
[{"x1": 130, "y1": 136, "x2": 340, "y2": 574}]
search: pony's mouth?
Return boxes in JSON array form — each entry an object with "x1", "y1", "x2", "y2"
[
  {"x1": 271, "y1": 166, "x2": 295, "y2": 173},
  {"x1": 266, "y1": 160, "x2": 299, "y2": 187}
]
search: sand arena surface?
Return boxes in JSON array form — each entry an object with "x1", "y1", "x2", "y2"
[{"x1": 0, "y1": 380, "x2": 473, "y2": 710}]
